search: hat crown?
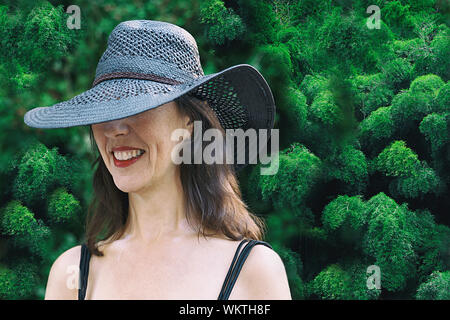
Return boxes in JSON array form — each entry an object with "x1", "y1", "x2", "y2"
[{"x1": 95, "y1": 20, "x2": 204, "y2": 84}]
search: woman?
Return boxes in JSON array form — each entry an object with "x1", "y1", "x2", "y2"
[{"x1": 24, "y1": 20, "x2": 291, "y2": 300}]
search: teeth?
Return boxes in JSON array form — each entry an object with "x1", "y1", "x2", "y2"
[{"x1": 113, "y1": 150, "x2": 144, "y2": 161}]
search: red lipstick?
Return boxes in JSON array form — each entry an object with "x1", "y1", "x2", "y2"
[
  {"x1": 112, "y1": 147, "x2": 145, "y2": 168},
  {"x1": 112, "y1": 146, "x2": 143, "y2": 152}
]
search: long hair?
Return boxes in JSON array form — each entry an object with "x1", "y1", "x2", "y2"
[{"x1": 85, "y1": 94, "x2": 267, "y2": 256}]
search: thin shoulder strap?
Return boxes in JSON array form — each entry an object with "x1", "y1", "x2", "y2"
[
  {"x1": 217, "y1": 239, "x2": 249, "y2": 300},
  {"x1": 78, "y1": 243, "x2": 91, "y2": 300},
  {"x1": 217, "y1": 239, "x2": 273, "y2": 300}
]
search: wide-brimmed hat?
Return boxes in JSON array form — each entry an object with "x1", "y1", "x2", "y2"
[{"x1": 23, "y1": 20, "x2": 276, "y2": 170}]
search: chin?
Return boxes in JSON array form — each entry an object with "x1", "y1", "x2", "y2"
[{"x1": 113, "y1": 178, "x2": 148, "y2": 193}]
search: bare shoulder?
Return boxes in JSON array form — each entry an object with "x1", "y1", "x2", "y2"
[
  {"x1": 45, "y1": 245, "x2": 82, "y2": 300},
  {"x1": 197, "y1": 234, "x2": 242, "y2": 252},
  {"x1": 232, "y1": 242, "x2": 292, "y2": 300}
]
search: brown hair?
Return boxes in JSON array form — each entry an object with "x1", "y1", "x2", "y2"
[{"x1": 86, "y1": 94, "x2": 266, "y2": 256}]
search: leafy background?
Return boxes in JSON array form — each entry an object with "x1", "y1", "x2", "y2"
[{"x1": 0, "y1": 0, "x2": 449, "y2": 299}]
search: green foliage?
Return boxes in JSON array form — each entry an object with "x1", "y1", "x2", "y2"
[
  {"x1": 388, "y1": 20, "x2": 449, "y2": 81},
  {"x1": 312, "y1": 262, "x2": 380, "y2": 300},
  {"x1": 374, "y1": 141, "x2": 421, "y2": 177},
  {"x1": 390, "y1": 91, "x2": 433, "y2": 131},
  {"x1": 0, "y1": 1, "x2": 78, "y2": 90},
  {"x1": 244, "y1": 2, "x2": 449, "y2": 299},
  {"x1": 228, "y1": 0, "x2": 450, "y2": 301},
  {"x1": 350, "y1": 73, "x2": 394, "y2": 116},
  {"x1": 362, "y1": 193, "x2": 416, "y2": 291},
  {"x1": 0, "y1": 260, "x2": 39, "y2": 300},
  {"x1": 322, "y1": 195, "x2": 367, "y2": 233},
  {"x1": 266, "y1": 208, "x2": 304, "y2": 245},
  {"x1": 236, "y1": 0, "x2": 277, "y2": 45},
  {"x1": 318, "y1": 192, "x2": 449, "y2": 295},
  {"x1": 315, "y1": 7, "x2": 392, "y2": 73},
  {"x1": 312, "y1": 264, "x2": 349, "y2": 299},
  {"x1": 419, "y1": 113, "x2": 448, "y2": 152},
  {"x1": 12, "y1": 142, "x2": 71, "y2": 207},
  {"x1": 259, "y1": 143, "x2": 322, "y2": 209},
  {"x1": 413, "y1": 25, "x2": 450, "y2": 80},
  {"x1": 299, "y1": 74, "x2": 329, "y2": 104},
  {"x1": 434, "y1": 81, "x2": 450, "y2": 112},
  {"x1": 0, "y1": 266, "x2": 16, "y2": 299},
  {"x1": 416, "y1": 271, "x2": 450, "y2": 300},
  {"x1": 0, "y1": 201, "x2": 50, "y2": 257},
  {"x1": 374, "y1": 141, "x2": 441, "y2": 198},
  {"x1": 47, "y1": 188, "x2": 81, "y2": 225},
  {"x1": 428, "y1": 27, "x2": 450, "y2": 80},
  {"x1": 392, "y1": 164, "x2": 442, "y2": 199},
  {"x1": 408, "y1": 211, "x2": 450, "y2": 281},
  {"x1": 392, "y1": 38, "x2": 423, "y2": 59},
  {"x1": 381, "y1": 58, "x2": 413, "y2": 91},
  {"x1": 291, "y1": 0, "x2": 332, "y2": 21},
  {"x1": 256, "y1": 43, "x2": 293, "y2": 90},
  {"x1": 410, "y1": 74, "x2": 445, "y2": 97},
  {"x1": 22, "y1": 3, "x2": 74, "y2": 67},
  {"x1": 309, "y1": 90, "x2": 344, "y2": 127},
  {"x1": 382, "y1": 1, "x2": 415, "y2": 36},
  {"x1": 324, "y1": 145, "x2": 368, "y2": 193},
  {"x1": 199, "y1": 0, "x2": 245, "y2": 45},
  {"x1": 280, "y1": 88, "x2": 308, "y2": 136},
  {"x1": 360, "y1": 106, "x2": 395, "y2": 153}
]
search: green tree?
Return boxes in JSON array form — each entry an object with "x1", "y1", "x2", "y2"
[
  {"x1": 259, "y1": 143, "x2": 322, "y2": 210},
  {"x1": 199, "y1": 0, "x2": 245, "y2": 45},
  {"x1": 362, "y1": 193, "x2": 416, "y2": 291},
  {"x1": 350, "y1": 73, "x2": 394, "y2": 116},
  {"x1": 322, "y1": 195, "x2": 367, "y2": 246},
  {"x1": 416, "y1": 271, "x2": 450, "y2": 300},
  {"x1": 360, "y1": 106, "x2": 395, "y2": 156},
  {"x1": 311, "y1": 261, "x2": 380, "y2": 300}
]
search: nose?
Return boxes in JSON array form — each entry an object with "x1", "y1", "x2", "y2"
[{"x1": 103, "y1": 119, "x2": 130, "y2": 137}]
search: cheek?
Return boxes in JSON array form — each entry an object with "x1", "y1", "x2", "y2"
[
  {"x1": 153, "y1": 133, "x2": 181, "y2": 167},
  {"x1": 158, "y1": 138, "x2": 176, "y2": 162},
  {"x1": 139, "y1": 114, "x2": 183, "y2": 166},
  {"x1": 92, "y1": 130, "x2": 106, "y2": 153}
]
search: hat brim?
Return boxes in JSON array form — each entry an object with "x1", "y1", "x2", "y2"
[
  {"x1": 24, "y1": 64, "x2": 276, "y2": 171},
  {"x1": 24, "y1": 64, "x2": 275, "y2": 130}
]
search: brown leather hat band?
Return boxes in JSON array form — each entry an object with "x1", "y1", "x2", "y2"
[{"x1": 93, "y1": 72, "x2": 184, "y2": 87}]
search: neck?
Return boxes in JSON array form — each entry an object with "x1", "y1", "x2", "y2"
[{"x1": 123, "y1": 167, "x2": 196, "y2": 245}]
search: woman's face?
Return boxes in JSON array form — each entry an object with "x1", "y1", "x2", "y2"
[{"x1": 91, "y1": 101, "x2": 192, "y2": 193}]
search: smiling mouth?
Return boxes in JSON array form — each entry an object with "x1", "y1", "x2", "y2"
[
  {"x1": 112, "y1": 150, "x2": 145, "y2": 161},
  {"x1": 112, "y1": 150, "x2": 146, "y2": 167}
]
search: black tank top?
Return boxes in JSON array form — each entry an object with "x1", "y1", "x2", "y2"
[{"x1": 78, "y1": 238, "x2": 273, "y2": 300}]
